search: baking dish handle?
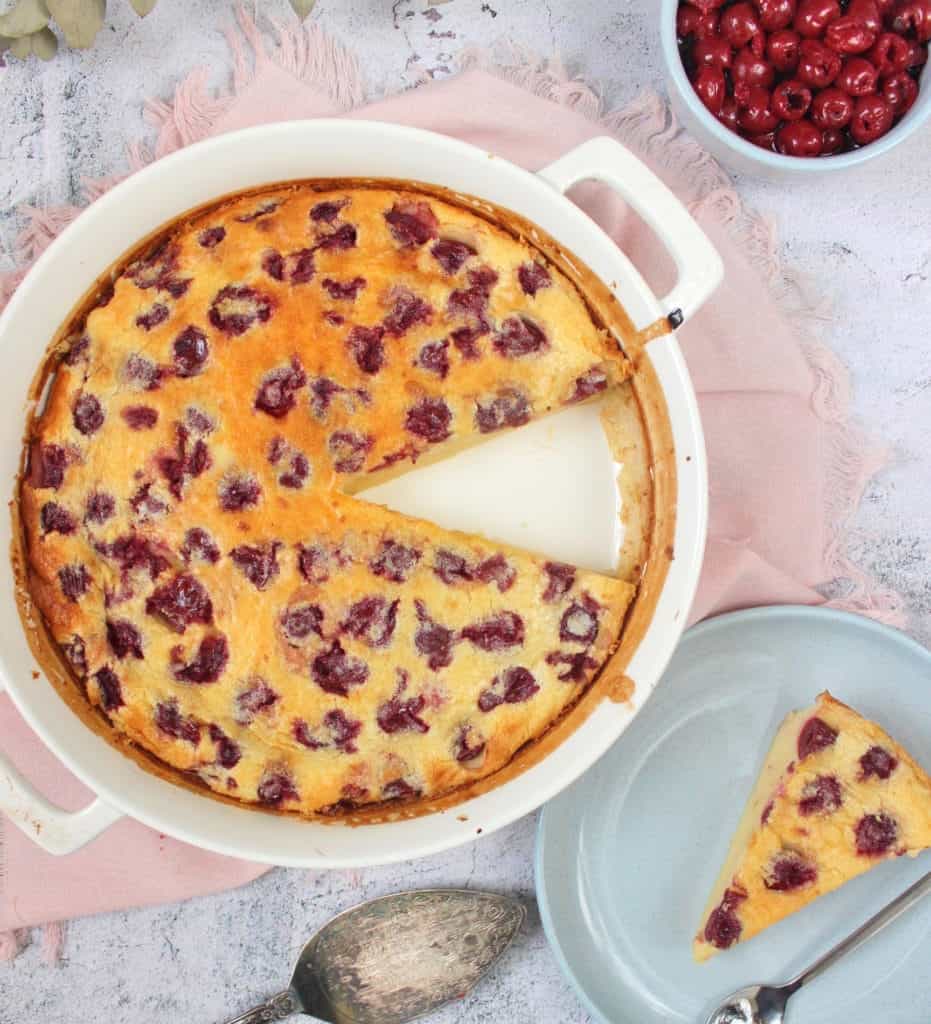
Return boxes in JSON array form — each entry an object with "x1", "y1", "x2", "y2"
[
  {"x1": 0, "y1": 683, "x2": 123, "y2": 855},
  {"x1": 537, "y1": 136, "x2": 723, "y2": 328}
]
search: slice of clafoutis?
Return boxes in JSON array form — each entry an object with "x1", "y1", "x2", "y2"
[{"x1": 694, "y1": 691, "x2": 931, "y2": 962}]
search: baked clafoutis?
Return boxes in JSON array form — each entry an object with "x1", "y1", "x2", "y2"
[
  {"x1": 695, "y1": 692, "x2": 931, "y2": 960},
  {"x1": 19, "y1": 183, "x2": 642, "y2": 819}
]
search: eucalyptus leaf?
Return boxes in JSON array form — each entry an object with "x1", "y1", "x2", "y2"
[
  {"x1": 9, "y1": 29, "x2": 31, "y2": 54},
  {"x1": 30, "y1": 22, "x2": 57, "y2": 57},
  {"x1": 47, "y1": 0, "x2": 104, "y2": 48},
  {"x1": 0, "y1": 0, "x2": 50, "y2": 39},
  {"x1": 288, "y1": 0, "x2": 316, "y2": 21},
  {"x1": 128, "y1": 0, "x2": 157, "y2": 15}
]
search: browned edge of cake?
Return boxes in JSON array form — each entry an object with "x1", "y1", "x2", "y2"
[{"x1": 9, "y1": 177, "x2": 677, "y2": 826}]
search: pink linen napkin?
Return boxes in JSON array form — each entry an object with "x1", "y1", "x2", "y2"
[{"x1": 0, "y1": 11, "x2": 904, "y2": 957}]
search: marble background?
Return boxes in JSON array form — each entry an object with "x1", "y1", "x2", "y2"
[{"x1": 1, "y1": 1, "x2": 929, "y2": 1021}]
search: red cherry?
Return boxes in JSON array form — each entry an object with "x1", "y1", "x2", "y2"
[
  {"x1": 677, "y1": 6, "x2": 720, "y2": 39},
  {"x1": 810, "y1": 85, "x2": 856, "y2": 125},
  {"x1": 859, "y1": 745, "x2": 899, "y2": 781},
  {"x1": 721, "y1": 2, "x2": 763, "y2": 47},
  {"x1": 776, "y1": 118, "x2": 825, "y2": 154},
  {"x1": 693, "y1": 35, "x2": 735, "y2": 70},
  {"x1": 744, "y1": 129, "x2": 778, "y2": 149},
  {"x1": 684, "y1": 0, "x2": 728, "y2": 9},
  {"x1": 797, "y1": 38, "x2": 844, "y2": 85},
  {"x1": 703, "y1": 890, "x2": 745, "y2": 949},
  {"x1": 798, "y1": 774, "x2": 844, "y2": 815},
  {"x1": 825, "y1": 15, "x2": 878, "y2": 53},
  {"x1": 847, "y1": 0, "x2": 883, "y2": 32},
  {"x1": 904, "y1": 40, "x2": 928, "y2": 68},
  {"x1": 798, "y1": 716, "x2": 838, "y2": 758},
  {"x1": 755, "y1": 0, "x2": 797, "y2": 32},
  {"x1": 694, "y1": 66, "x2": 728, "y2": 114},
  {"x1": 773, "y1": 78, "x2": 814, "y2": 118},
  {"x1": 732, "y1": 44, "x2": 777, "y2": 86},
  {"x1": 868, "y1": 31, "x2": 912, "y2": 72},
  {"x1": 820, "y1": 126, "x2": 846, "y2": 151},
  {"x1": 738, "y1": 85, "x2": 782, "y2": 130},
  {"x1": 850, "y1": 92, "x2": 894, "y2": 141},
  {"x1": 882, "y1": 70, "x2": 920, "y2": 114},
  {"x1": 874, "y1": 0, "x2": 897, "y2": 13},
  {"x1": 837, "y1": 55, "x2": 881, "y2": 93},
  {"x1": 890, "y1": 1, "x2": 931, "y2": 43},
  {"x1": 768, "y1": 28, "x2": 803, "y2": 70},
  {"x1": 765, "y1": 850, "x2": 818, "y2": 890},
  {"x1": 794, "y1": 0, "x2": 841, "y2": 37},
  {"x1": 677, "y1": 4, "x2": 700, "y2": 37},
  {"x1": 718, "y1": 94, "x2": 742, "y2": 129},
  {"x1": 855, "y1": 812, "x2": 898, "y2": 855}
]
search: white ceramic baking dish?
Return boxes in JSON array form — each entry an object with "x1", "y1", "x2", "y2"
[{"x1": 0, "y1": 122, "x2": 721, "y2": 867}]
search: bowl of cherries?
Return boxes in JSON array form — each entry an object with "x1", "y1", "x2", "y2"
[{"x1": 663, "y1": 0, "x2": 930, "y2": 177}]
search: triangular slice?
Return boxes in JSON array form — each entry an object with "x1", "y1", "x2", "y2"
[{"x1": 694, "y1": 691, "x2": 931, "y2": 961}]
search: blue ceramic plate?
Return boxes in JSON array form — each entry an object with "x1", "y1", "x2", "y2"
[{"x1": 536, "y1": 606, "x2": 931, "y2": 1024}]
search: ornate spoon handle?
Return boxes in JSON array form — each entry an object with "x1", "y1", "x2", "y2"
[{"x1": 222, "y1": 989, "x2": 301, "y2": 1024}]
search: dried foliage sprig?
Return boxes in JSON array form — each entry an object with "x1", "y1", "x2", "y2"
[{"x1": 0, "y1": 0, "x2": 317, "y2": 61}]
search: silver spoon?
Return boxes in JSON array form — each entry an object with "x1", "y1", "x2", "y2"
[
  {"x1": 222, "y1": 888, "x2": 525, "y2": 1024},
  {"x1": 705, "y1": 869, "x2": 931, "y2": 1024}
]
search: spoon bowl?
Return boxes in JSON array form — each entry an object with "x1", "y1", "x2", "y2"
[
  {"x1": 224, "y1": 889, "x2": 525, "y2": 1024},
  {"x1": 703, "y1": 984, "x2": 790, "y2": 1024}
]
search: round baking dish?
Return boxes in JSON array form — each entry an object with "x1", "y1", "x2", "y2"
[{"x1": 0, "y1": 123, "x2": 721, "y2": 867}]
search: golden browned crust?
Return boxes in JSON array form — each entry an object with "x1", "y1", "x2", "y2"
[{"x1": 13, "y1": 179, "x2": 674, "y2": 823}]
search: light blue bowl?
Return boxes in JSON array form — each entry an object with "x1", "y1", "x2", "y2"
[{"x1": 660, "y1": 0, "x2": 931, "y2": 180}]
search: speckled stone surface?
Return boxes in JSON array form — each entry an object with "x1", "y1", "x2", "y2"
[{"x1": 1, "y1": 2, "x2": 930, "y2": 1021}]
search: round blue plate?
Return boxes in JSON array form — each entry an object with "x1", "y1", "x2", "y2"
[{"x1": 536, "y1": 606, "x2": 931, "y2": 1024}]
